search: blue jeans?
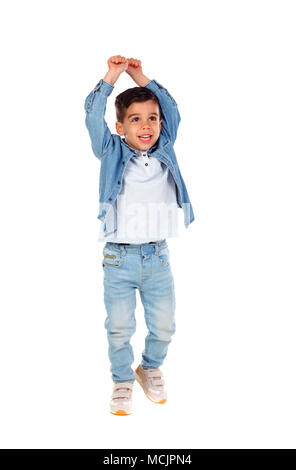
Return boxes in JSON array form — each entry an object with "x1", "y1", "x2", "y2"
[{"x1": 102, "y1": 239, "x2": 176, "y2": 383}]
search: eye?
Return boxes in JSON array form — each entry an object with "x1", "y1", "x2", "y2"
[{"x1": 131, "y1": 116, "x2": 157, "y2": 122}]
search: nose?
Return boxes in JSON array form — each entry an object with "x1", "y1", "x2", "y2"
[
  {"x1": 141, "y1": 123, "x2": 151, "y2": 131},
  {"x1": 141, "y1": 119, "x2": 151, "y2": 128}
]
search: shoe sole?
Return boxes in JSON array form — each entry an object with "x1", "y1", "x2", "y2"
[
  {"x1": 135, "y1": 374, "x2": 167, "y2": 404},
  {"x1": 110, "y1": 410, "x2": 131, "y2": 416}
]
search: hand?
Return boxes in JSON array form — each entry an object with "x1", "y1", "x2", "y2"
[
  {"x1": 107, "y1": 55, "x2": 129, "y2": 74},
  {"x1": 125, "y1": 57, "x2": 144, "y2": 80},
  {"x1": 103, "y1": 55, "x2": 129, "y2": 85}
]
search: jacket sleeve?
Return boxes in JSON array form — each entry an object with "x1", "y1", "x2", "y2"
[
  {"x1": 84, "y1": 79, "x2": 114, "y2": 160},
  {"x1": 144, "y1": 79, "x2": 181, "y2": 144}
]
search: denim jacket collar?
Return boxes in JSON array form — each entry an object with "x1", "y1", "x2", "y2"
[{"x1": 121, "y1": 136, "x2": 170, "y2": 155}]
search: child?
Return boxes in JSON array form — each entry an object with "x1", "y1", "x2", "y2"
[{"x1": 84, "y1": 55, "x2": 195, "y2": 415}]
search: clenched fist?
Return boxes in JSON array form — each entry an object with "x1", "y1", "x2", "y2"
[
  {"x1": 103, "y1": 55, "x2": 150, "y2": 87},
  {"x1": 107, "y1": 55, "x2": 129, "y2": 74},
  {"x1": 125, "y1": 57, "x2": 143, "y2": 79}
]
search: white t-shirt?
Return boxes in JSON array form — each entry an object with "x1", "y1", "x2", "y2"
[{"x1": 98, "y1": 149, "x2": 180, "y2": 244}]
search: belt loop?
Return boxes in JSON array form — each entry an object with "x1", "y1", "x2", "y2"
[
  {"x1": 120, "y1": 245, "x2": 125, "y2": 257},
  {"x1": 155, "y1": 242, "x2": 159, "y2": 256}
]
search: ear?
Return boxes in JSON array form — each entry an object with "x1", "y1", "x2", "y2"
[{"x1": 115, "y1": 121, "x2": 124, "y2": 136}]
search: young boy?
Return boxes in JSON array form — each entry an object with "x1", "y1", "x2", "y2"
[{"x1": 84, "y1": 55, "x2": 195, "y2": 415}]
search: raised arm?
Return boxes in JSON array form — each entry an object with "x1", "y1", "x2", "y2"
[
  {"x1": 84, "y1": 55, "x2": 129, "y2": 160},
  {"x1": 125, "y1": 58, "x2": 181, "y2": 144}
]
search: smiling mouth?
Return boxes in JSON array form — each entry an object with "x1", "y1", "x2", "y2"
[{"x1": 138, "y1": 135, "x2": 152, "y2": 143}]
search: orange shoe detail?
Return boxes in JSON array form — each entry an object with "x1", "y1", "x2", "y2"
[{"x1": 110, "y1": 409, "x2": 131, "y2": 416}]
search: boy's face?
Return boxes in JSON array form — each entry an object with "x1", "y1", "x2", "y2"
[{"x1": 115, "y1": 100, "x2": 162, "y2": 151}]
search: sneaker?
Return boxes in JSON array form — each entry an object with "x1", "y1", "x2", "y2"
[
  {"x1": 110, "y1": 381, "x2": 133, "y2": 416},
  {"x1": 135, "y1": 364, "x2": 167, "y2": 404}
]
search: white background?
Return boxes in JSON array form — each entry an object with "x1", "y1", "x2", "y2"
[{"x1": 0, "y1": 0, "x2": 295, "y2": 449}]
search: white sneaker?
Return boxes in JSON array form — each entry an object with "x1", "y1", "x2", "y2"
[
  {"x1": 110, "y1": 381, "x2": 133, "y2": 416},
  {"x1": 135, "y1": 364, "x2": 167, "y2": 404}
]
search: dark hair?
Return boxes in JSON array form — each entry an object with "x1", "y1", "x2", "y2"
[{"x1": 115, "y1": 87, "x2": 162, "y2": 123}]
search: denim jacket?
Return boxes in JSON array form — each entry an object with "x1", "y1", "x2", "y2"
[{"x1": 84, "y1": 78, "x2": 195, "y2": 236}]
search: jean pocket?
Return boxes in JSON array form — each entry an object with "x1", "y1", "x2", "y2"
[
  {"x1": 158, "y1": 245, "x2": 170, "y2": 267},
  {"x1": 102, "y1": 246, "x2": 124, "y2": 268}
]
